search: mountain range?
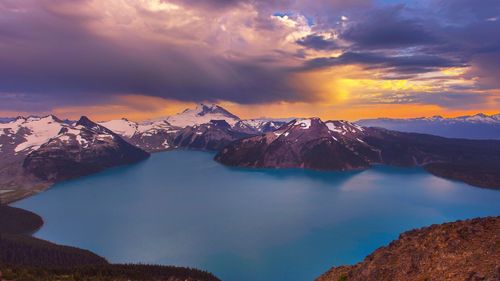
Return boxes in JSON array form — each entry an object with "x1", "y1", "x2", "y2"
[
  {"x1": 215, "y1": 118, "x2": 500, "y2": 188},
  {"x1": 98, "y1": 104, "x2": 286, "y2": 152},
  {"x1": 357, "y1": 113, "x2": 500, "y2": 139},
  {"x1": 1, "y1": 104, "x2": 499, "y2": 203}
]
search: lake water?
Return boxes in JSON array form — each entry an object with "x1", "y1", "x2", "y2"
[{"x1": 14, "y1": 151, "x2": 500, "y2": 281}]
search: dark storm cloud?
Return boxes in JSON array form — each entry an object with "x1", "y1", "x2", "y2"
[
  {"x1": 0, "y1": 0, "x2": 303, "y2": 111},
  {"x1": 296, "y1": 34, "x2": 340, "y2": 51},
  {"x1": 0, "y1": 38, "x2": 297, "y2": 109},
  {"x1": 341, "y1": 5, "x2": 438, "y2": 49},
  {"x1": 302, "y1": 52, "x2": 466, "y2": 73},
  {"x1": 435, "y1": 0, "x2": 500, "y2": 22},
  {"x1": 299, "y1": 0, "x2": 500, "y2": 91}
]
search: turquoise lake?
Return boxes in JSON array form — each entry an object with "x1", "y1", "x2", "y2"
[{"x1": 13, "y1": 150, "x2": 500, "y2": 281}]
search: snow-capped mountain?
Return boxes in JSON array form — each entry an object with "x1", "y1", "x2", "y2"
[
  {"x1": 357, "y1": 113, "x2": 500, "y2": 139},
  {"x1": 23, "y1": 116, "x2": 149, "y2": 182},
  {"x1": 0, "y1": 115, "x2": 149, "y2": 203},
  {"x1": 165, "y1": 103, "x2": 240, "y2": 127},
  {"x1": 216, "y1": 117, "x2": 500, "y2": 189},
  {"x1": 98, "y1": 118, "x2": 180, "y2": 152}
]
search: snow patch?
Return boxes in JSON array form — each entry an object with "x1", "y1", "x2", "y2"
[
  {"x1": 99, "y1": 119, "x2": 137, "y2": 138},
  {"x1": 296, "y1": 119, "x2": 311, "y2": 129}
]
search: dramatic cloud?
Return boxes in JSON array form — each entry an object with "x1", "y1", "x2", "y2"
[
  {"x1": 303, "y1": 52, "x2": 467, "y2": 73},
  {"x1": 296, "y1": 34, "x2": 340, "y2": 51},
  {"x1": 0, "y1": 0, "x2": 498, "y2": 119},
  {"x1": 341, "y1": 5, "x2": 438, "y2": 49}
]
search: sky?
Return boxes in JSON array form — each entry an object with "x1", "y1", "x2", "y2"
[{"x1": 0, "y1": 0, "x2": 499, "y2": 121}]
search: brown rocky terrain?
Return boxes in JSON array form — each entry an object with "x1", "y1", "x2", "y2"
[{"x1": 317, "y1": 216, "x2": 500, "y2": 281}]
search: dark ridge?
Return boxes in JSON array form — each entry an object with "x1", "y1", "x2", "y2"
[
  {"x1": 0, "y1": 264, "x2": 221, "y2": 281},
  {"x1": 0, "y1": 234, "x2": 108, "y2": 267},
  {"x1": 0, "y1": 234, "x2": 220, "y2": 281},
  {"x1": 0, "y1": 205, "x2": 43, "y2": 235}
]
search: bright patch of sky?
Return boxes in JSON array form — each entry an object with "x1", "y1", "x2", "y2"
[{"x1": 272, "y1": 12, "x2": 315, "y2": 27}]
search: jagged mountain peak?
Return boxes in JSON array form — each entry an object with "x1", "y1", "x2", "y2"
[{"x1": 76, "y1": 116, "x2": 94, "y2": 126}]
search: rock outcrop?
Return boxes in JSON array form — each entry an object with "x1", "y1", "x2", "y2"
[{"x1": 317, "y1": 216, "x2": 500, "y2": 281}]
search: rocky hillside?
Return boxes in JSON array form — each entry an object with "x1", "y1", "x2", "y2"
[
  {"x1": 317, "y1": 216, "x2": 500, "y2": 281},
  {"x1": 215, "y1": 118, "x2": 500, "y2": 189}
]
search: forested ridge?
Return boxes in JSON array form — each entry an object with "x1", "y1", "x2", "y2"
[{"x1": 0, "y1": 205, "x2": 220, "y2": 281}]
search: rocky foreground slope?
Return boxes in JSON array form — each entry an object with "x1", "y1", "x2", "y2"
[
  {"x1": 317, "y1": 216, "x2": 500, "y2": 281},
  {"x1": 215, "y1": 118, "x2": 500, "y2": 189}
]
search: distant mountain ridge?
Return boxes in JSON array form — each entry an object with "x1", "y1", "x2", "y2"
[{"x1": 357, "y1": 113, "x2": 500, "y2": 139}]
